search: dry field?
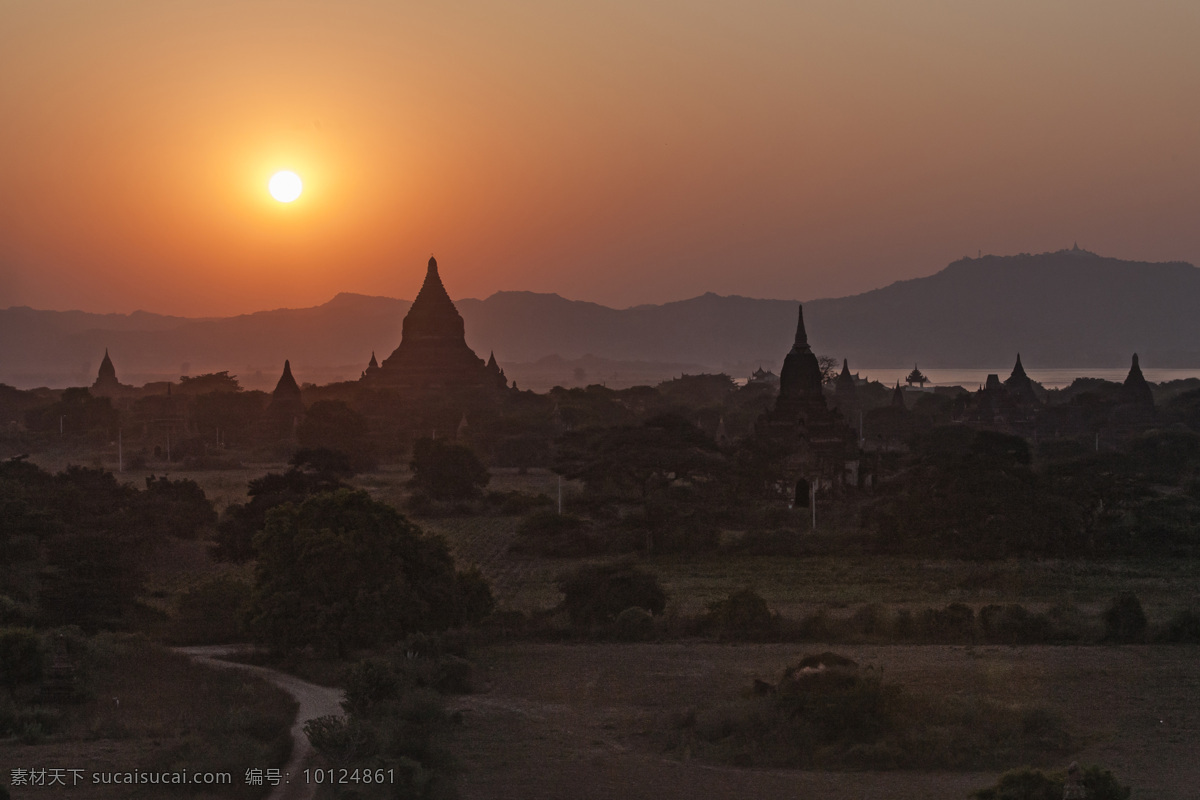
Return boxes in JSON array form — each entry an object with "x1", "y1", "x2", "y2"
[
  {"x1": 0, "y1": 638, "x2": 295, "y2": 800},
  {"x1": 452, "y1": 641, "x2": 1200, "y2": 800}
]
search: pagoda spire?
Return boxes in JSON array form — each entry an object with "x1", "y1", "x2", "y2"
[
  {"x1": 790, "y1": 304, "x2": 812, "y2": 354},
  {"x1": 1121, "y1": 353, "x2": 1154, "y2": 408},
  {"x1": 97, "y1": 348, "x2": 116, "y2": 381},
  {"x1": 273, "y1": 359, "x2": 301, "y2": 397}
]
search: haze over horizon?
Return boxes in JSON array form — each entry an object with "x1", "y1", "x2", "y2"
[{"x1": 3, "y1": 1, "x2": 1199, "y2": 317}]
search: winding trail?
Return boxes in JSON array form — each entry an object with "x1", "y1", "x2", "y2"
[{"x1": 175, "y1": 645, "x2": 345, "y2": 800}]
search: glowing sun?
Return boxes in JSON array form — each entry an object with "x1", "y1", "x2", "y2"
[{"x1": 268, "y1": 171, "x2": 303, "y2": 203}]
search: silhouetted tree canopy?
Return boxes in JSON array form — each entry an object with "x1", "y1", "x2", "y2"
[
  {"x1": 557, "y1": 562, "x2": 667, "y2": 628},
  {"x1": 24, "y1": 388, "x2": 118, "y2": 435},
  {"x1": 177, "y1": 371, "x2": 241, "y2": 394},
  {"x1": 0, "y1": 460, "x2": 218, "y2": 629},
  {"x1": 556, "y1": 413, "x2": 724, "y2": 502},
  {"x1": 214, "y1": 466, "x2": 349, "y2": 562},
  {"x1": 296, "y1": 400, "x2": 376, "y2": 470},
  {"x1": 248, "y1": 489, "x2": 493, "y2": 655},
  {"x1": 409, "y1": 438, "x2": 490, "y2": 501}
]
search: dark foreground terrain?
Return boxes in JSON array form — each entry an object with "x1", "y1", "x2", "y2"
[{"x1": 451, "y1": 642, "x2": 1199, "y2": 800}]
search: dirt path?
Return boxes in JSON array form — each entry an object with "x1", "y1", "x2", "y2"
[{"x1": 176, "y1": 646, "x2": 345, "y2": 800}]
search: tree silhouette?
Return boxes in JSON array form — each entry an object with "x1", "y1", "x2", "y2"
[
  {"x1": 248, "y1": 489, "x2": 492, "y2": 655},
  {"x1": 409, "y1": 438, "x2": 490, "y2": 501}
]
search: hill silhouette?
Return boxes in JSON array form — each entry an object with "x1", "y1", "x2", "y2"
[{"x1": 3, "y1": 248, "x2": 1199, "y2": 390}]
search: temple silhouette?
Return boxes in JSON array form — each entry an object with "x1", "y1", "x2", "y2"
[
  {"x1": 755, "y1": 305, "x2": 858, "y2": 487},
  {"x1": 361, "y1": 256, "x2": 508, "y2": 395},
  {"x1": 71, "y1": 258, "x2": 1166, "y2": 467}
]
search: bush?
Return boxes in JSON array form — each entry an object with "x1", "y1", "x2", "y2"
[
  {"x1": 980, "y1": 604, "x2": 1054, "y2": 645},
  {"x1": 452, "y1": 568, "x2": 496, "y2": 629},
  {"x1": 671, "y1": 656, "x2": 1075, "y2": 771},
  {"x1": 917, "y1": 603, "x2": 977, "y2": 641},
  {"x1": 705, "y1": 589, "x2": 776, "y2": 640},
  {"x1": 795, "y1": 609, "x2": 835, "y2": 642},
  {"x1": 508, "y1": 510, "x2": 604, "y2": 558},
  {"x1": 308, "y1": 648, "x2": 464, "y2": 799},
  {"x1": 1103, "y1": 592, "x2": 1147, "y2": 643},
  {"x1": 557, "y1": 562, "x2": 667, "y2": 628},
  {"x1": 341, "y1": 658, "x2": 403, "y2": 717},
  {"x1": 972, "y1": 765, "x2": 1131, "y2": 800},
  {"x1": 1159, "y1": 605, "x2": 1200, "y2": 642},
  {"x1": 848, "y1": 603, "x2": 892, "y2": 640},
  {"x1": 971, "y1": 768, "x2": 1060, "y2": 800}
]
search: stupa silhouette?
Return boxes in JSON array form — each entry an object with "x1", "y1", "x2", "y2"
[{"x1": 363, "y1": 256, "x2": 506, "y2": 393}]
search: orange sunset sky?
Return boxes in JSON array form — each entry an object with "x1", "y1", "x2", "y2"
[{"x1": 2, "y1": 0, "x2": 1198, "y2": 317}]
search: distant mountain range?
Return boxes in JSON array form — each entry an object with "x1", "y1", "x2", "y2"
[{"x1": 4, "y1": 248, "x2": 1200, "y2": 391}]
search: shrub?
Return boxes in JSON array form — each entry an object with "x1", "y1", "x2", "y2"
[
  {"x1": 705, "y1": 589, "x2": 776, "y2": 640},
  {"x1": 508, "y1": 510, "x2": 604, "y2": 557},
  {"x1": 848, "y1": 603, "x2": 892, "y2": 639},
  {"x1": 557, "y1": 562, "x2": 667, "y2": 628},
  {"x1": 795, "y1": 609, "x2": 835, "y2": 641},
  {"x1": 971, "y1": 767, "x2": 1060, "y2": 800},
  {"x1": 1103, "y1": 592, "x2": 1147, "y2": 643},
  {"x1": 972, "y1": 765, "x2": 1131, "y2": 800},
  {"x1": 1159, "y1": 605, "x2": 1200, "y2": 643},
  {"x1": 308, "y1": 649, "x2": 462, "y2": 799},
  {"x1": 980, "y1": 604, "x2": 1054, "y2": 645},
  {"x1": 671, "y1": 656, "x2": 1075, "y2": 772},
  {"x1": 342, "y1": 658, "x2": 403, "y2": 717},
  {"x1": 917, "y1": 603, "x2": 977, "y2": 641},
  {"x1": 451, "y1": 568, "x2": 496, "y2": 630}
]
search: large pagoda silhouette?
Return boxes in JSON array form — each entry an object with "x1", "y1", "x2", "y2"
[{"x1": 361, "y1": 256, "x2": 507, "y2": 394}]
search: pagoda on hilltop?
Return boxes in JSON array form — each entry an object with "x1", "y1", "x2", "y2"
[{"x1": 362, "y1": 256, "x2": 507, "y2": 395}]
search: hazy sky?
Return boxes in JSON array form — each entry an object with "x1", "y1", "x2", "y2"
[{"x1": 2, "y1": 0, "x2": 1198, "y2": 316}]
